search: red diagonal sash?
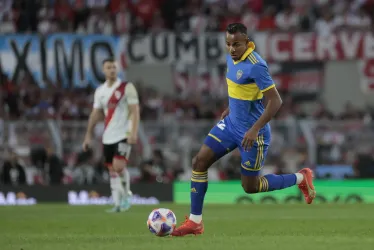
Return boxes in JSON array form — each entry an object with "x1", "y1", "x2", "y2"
[{"x1": 104, "y1": 82, "x2": 127, "y2": 129}]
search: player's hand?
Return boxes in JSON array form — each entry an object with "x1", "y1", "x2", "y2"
[
  {"x1": 82, "y1": 136, "x2": 91, "y2": 152},
  {"x1": 127, "y1": 134, "x2": 138, "y2": 144},
  {"x1": 220, "y1": 108, "x2": 230, "y2": 120},
  {"x1": 241, "y1": 127, "x2": 259, "y2": 151}
]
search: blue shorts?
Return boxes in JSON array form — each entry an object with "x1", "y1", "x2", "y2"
[{"x1": 203, "y1": 118, "x2": 270, "y2": 176}]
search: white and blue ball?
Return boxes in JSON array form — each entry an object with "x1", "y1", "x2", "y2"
[{"x1": 147, "y1": 208, "x2": 177, "y2": 237}]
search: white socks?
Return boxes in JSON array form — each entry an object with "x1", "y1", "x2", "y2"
[
  {"x1": 189, "y1": 214, "x2": 202, "y2": 224},
  {"x1": 120, "y1": 168, "x2": 131, "y2": 196},
  {"x1": 110, "y1": 168, "x2": 132, "y2": 207},
  {"x1": 110, "y1": 174, "x2": 126, "y2": 207},
  {"x1": 295, "y1": 173, "x2": 304, "y2": 185}
]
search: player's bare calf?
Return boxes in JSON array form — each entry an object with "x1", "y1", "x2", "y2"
[{"x1": 241, "y1": 175, "x2": 260, "y2": 194}]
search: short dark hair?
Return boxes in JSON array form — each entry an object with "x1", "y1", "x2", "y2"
[
  {"x1": 102, "y1": 58, "x2": 115, "y2": 65},
  {"x1": 226, "y1": 23, "x2": 247, "y2": 35}
]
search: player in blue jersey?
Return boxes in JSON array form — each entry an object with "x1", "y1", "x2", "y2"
[{"x1": 171, "y1": 23, "x2": 316, "y2": 237}]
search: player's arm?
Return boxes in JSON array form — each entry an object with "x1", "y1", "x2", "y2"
[
  {"x1": 83, "y1": 90, "x2": 104, "y2": 151},
  {"x1": 252, "y1": 87, "x2": 282, "y2": 130},
  {"x1": 242, "y1": 63, "x2": 282, "y2": 150},
  {"x1": 252, "y1": 63, "x2": 282, "y2": 131},
  {"x1": 126, "y1": 83, "x2": 140, "y2": 144},
  {"x1": 85, "y1": 108, "x2": 104, "y2": 138}
]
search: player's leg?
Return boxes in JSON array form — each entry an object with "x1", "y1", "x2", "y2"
[
  {"x1": 239, "y1": 133, "x2": 316, "y2": 204},
  {"x1": 112, "y1": 140, "x2": 132, "y2": 211},
  {"x1": 172, "y1": 120, "x2": 236, "y2": 236},
  {"x1": 189, "y1": 144, "x2": 217, "y2": 223},
  {"x1": 191, "y1": 127, "x2": 237, "y2": 222},
  {"x1": 103, "y1": 143, "x2": 123, "y2": 213}
]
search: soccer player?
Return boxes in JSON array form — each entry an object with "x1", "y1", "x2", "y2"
[
  {"x1": 171, "y1": 23, "x2": 316, "y2": 236},
  {"x1": 82, "y1": 58, "x2": 140, "y2": 213}
]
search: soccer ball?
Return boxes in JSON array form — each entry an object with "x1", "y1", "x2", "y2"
[{"x1": 147, "y1": 208, "x2": 177, "y2": 237}]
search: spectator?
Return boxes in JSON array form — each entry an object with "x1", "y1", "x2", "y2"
[
  {"x1": 275, "y1": 4, "x2": 299, "y2": 31},
  {"x1": 38, "y1": 6, "x2": 57, "y2": 34},
  {"x1": 56, "y1": 11, "x2": 73, "y2": 32},
  {"x1": 30, "y1": 146, "x2": 47, "y2": 172},
  {"x1": 257, "y1": 6, "x2": 276, "y2": 31},
  {"x1": 98, "y1": 11, "x2": 114, "y2": 35},
  {"x1": 0, "y1": 0, "x2": 12, "y2": 20},
  {"x1": 0, "y1": 13, "x2": 16, "y2": 34},
  {"x1": 54, "y1": 0, "x2": 74, "y2": 21},
  {"x1": 47, "y1": 147, "x2": 64, "y2": 185},
  {"x1": 137, "y1": 160, "x2": 157, "y2": 183},
  {"x1": 2, "y1": 74, "x2": 21, "y2": 120},
  {"x1": 150, "y1": 10, "x2": 166, "y2": 34},
  {"x1": 1, "y1": 150, "x2": 26, "y2": 185},
  {"x1": 189, "y1": 10, "x2": 207, "y2": 34},
  {"x1": 132, "y1": 0, "x2": 160, "y2": 29},
  {"x1": 72, "y1": 0, "x2": 89, "y2": 31},
  {"x1": 355, "y1": 7, "x2": 372, "y2": 29},
  {"x1": 86, "y1": 0, "x2": 108, "y2": 10},
  {"x1": 115, "y1": 1, "x2": 132, "y2": 34},
  {"x1": 241, "y1": 9, "x2": 259, "y2": 34},
  {"x1": 315, "y1": 7, "x2": 337, "y2": 36},
  {"x1": 334, "y1": 3, "x2": 361, "y2": 30}
]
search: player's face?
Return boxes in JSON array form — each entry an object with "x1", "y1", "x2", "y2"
[
  {"x1": 103, "y1": 61, "x2": 118, "y2": 80},
  {"x1": 226, "y1": 32, "x2": 249, "y2": 61}
]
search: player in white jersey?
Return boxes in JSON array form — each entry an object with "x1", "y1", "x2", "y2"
[{"x1": 82, "y1": 58, "x2": 140, "y2": 213}]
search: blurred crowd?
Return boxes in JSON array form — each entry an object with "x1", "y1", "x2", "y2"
[
  {"x1": 2, "y1": 69, "x2": 374, "y2": 185},
  {"x1": 0, "y1": 0, "x2": 373, "y2": 35},
  {"x1": 2, "y1": 72, "x2": 374, "y2": 122}
]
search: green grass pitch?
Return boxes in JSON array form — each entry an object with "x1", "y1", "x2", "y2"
[{"x1": 1, "y1": 204, "x2": 373, "y2": 250}]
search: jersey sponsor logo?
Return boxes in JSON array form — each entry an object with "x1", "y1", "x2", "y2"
[
  {"x1": 190, "y1": 188, "x2": 197, "y2": 193},
  {"x1": 236, "y1": 69, "x2": 243, "y2": 80},
  {"x1": 114, "y1": 90, "x2": 122, "y2": 100}
]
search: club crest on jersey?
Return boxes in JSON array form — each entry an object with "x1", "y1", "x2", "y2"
[
  {"x1": 236, "y1": 70, "x2": 243, "y2": 80},
  {"x1": 114, "y1": 90, "x2": 122, "y2": 99}
]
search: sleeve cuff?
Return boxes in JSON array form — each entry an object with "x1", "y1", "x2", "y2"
[{"x1": 261, "y1": 84, "x2": 275, "y2": 93}]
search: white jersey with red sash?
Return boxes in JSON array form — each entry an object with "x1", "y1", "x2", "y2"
[{"x1": 93, "y1": 78, "x2": 139, "y2": 144}]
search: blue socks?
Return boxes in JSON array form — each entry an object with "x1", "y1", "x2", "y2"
[
  {"x1": 258, "y1": 174, "x2": 297, "y2": 192},
  {"x1": 190, "y1": 171, "x2": 208, "y2": 216},
  {"x1": 189, "y1": 171, "x2": 297, "y2": 218}
]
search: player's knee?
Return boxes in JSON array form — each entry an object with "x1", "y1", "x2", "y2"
[
  {"x1": 192, "y1": 155, "x2": 210, "y2": 172},
  {"x1": 112, "y1": 159, "x2": 126, "y2": 173},
  {"x1": 242, "y1": 182, "x2": 258, "y2": 194},
  {"x1": 113, "y1": 166, "x2": 123, "y2": 174}
]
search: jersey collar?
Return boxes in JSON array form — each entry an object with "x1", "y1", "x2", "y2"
[
  {"x1": 233, "y1": 42, "x2": 255, "y2": 65},
  {"x1": 104, "y1": 78, "x2": 121, "y2": 87}
]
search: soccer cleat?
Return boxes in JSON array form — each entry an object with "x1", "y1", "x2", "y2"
[
  {"x1": 106, "y1": 206, "x2": 121, "y2": 213},
  {"x1": 171, "y1": 216, "x2": 204, "y2": 236},
  {"x1": 120, "y1": 191, "x2": 133, "y2": 211},
  {"x1": 298, "y1": 168, "x2": 316, "y2": 204}
]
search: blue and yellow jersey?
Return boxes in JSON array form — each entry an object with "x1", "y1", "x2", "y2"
[{"x1": 226, "y1": 42, "x2": 275, "y2": 134}]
